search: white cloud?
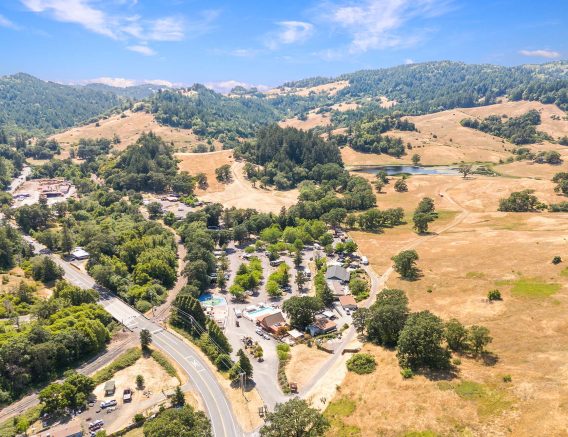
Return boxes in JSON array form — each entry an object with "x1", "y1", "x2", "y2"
[
  {"x1": 147, "y1": 17, "x2": 184, "y2": 41},
  {"x1": 80, "y1": 77, "x2": 175, "y2": 88},
  {"x1": 265, "y1": 21, "x2": 314, "y2": 50},
  {"x1": 230, "y1": 48, "x2": 259, "y2": 57},
  {"x1": 205, "y1": 80, "x2": 270, "y2": 94},
  {"x1": 0, "y1": 14, "x2": 18, "y2": 29},
  {"x1": 20, "y1": 0, "x2": 220, "y2": 54},
  {"x1": 405, "y1": 58, "x2": 415, "y2": 64},
  {"x1": 22, "y1": 0, "x2": 117, "y2": 38},
  {"x1": 322, "y1": 0, "x2": 451, "y2": 53},
  {"x1": 127, "y1": 44, "x2": 156, "y2": 56},
  {"x1": 519, "y1": 49, "x2": 561, "y2": 59}
]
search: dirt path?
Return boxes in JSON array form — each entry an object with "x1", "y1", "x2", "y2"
[{"x1": 152, "y1": 222, "x2": 187, "y2": 322}]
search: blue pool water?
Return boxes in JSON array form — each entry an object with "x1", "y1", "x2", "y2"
[
  {"x1": 198, "y1": 293, "x2": 227, "y2": 307},
  {"x1": 247, "y1": 307, "x2": 275, "y2": 318}
]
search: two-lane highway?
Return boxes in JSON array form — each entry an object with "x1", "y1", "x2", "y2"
[{"x1": 23, "y1": 236, "x2": 242, "y2": 437}]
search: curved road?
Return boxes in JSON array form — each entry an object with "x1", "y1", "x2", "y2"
[{"x1": 21, "y1": 236, "x2": 242, "y2": 437}]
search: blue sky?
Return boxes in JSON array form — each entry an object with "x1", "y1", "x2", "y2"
[{"x1": 0, "y1": 0, "x2": 566, "y2": 91}]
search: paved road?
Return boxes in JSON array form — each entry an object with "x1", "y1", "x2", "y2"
[{"x1": 22, "y1": 237, "x2": 242, "y2": 437}]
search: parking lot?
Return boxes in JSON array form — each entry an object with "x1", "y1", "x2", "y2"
[{"x1": 206, "y1": 233, "x2": 356, "y2": 401}]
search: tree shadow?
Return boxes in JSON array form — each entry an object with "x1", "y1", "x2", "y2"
[
  {"x1": 480, "y1": 351, "x2": 499, "y2": 366},
  {"x1": 415, "y1": 366, "x2": 459, "y2": 381},
  {"x1": 229, "y1": 378, "x2": 257, "y2": 393}
]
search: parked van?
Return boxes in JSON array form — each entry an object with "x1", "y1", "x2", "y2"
[
  {"x1": 270, "y1": 259, "x2": 284, "y2": 267},
  {"x1": 361, "y1": 256, "x2": 369, "y2": 265}
]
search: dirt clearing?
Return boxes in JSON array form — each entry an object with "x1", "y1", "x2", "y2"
[
  {"x1": 176, "y1": 150, "x2": 234, "y2": 193},
  {"x1": 197, "y1": 160, "x2": 298, "y2": 213},
  {"x1": 286, "y1": 345, "x2": 330, "y2": 388},
  {"x1": 91, "y1": 354, "x2": 182, "y2": 434}
]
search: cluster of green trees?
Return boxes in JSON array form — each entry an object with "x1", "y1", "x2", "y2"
[
  {"x1": 333, "y1": 61, "x2": 568, "y2": 115},
  {"x1": 150, "y1": 85, "x2": 280, "y2": 142},
  {"x1": 267, "y1": 263, "x2": 289, "y2": 298},
  {"x1": 460, "y1": 110, "x2": 550, "y2": 145},
  {"x1": 346, "y1": 115, "x2": 415, "y2": 157},
  {"x1": 353, "y1": 207, "x2": 405, "y2": 231},
  {"x1": 17, "y1": 189, "x2": 179, "y2": 311},
  {"x1": 231, "y1": 257, "x2": 263, "y2": 300},
  {"x1": 171, "y1": 293, "x2": 234, "y2": 373},
  {"x1": 236, "y1": 124, "x2": 342, "y2": 189},
  {"x1": 143, "y1": 404, "x2": 212, "y2": 437},
  {"x1": 553, "y1": 172, "x2": 568, "y2": 196},
  {"x1": 76, "y1": 137, "x2": 112, "y2": 161},
  {"x1": 18, "y1": 138, "x2": 60, "y2": 160},
  {"x1": 282, "y1": 295, "x2": 323, "y2": 330},
  {"x1": 103, "y1": 132, "x2": 194, "y2": 194},
  {"x1": 0, "y1": 289, "x2": 112, "y2": 403},
  {"x1": 0, "y1": 143, "x2": 25, "y2": 190},
  {"x1": 0, "y1": 222, "x2": 31, "y2": 270},
  {"x1": 413, "y1": 197, "x2": 438, "y2": 234},
  {"x1": 39, "y1": 373, "x2": 95, "y2": 416},
  {"x1": 498, "y1": 189, "x2": 546, "y2": 212},
  {"x1": 353, "y1": 288, "x2": 492, "y2": 371},
  {"x1": 509, "y1": 78, "x2": 568, "y2": 111},
  {"x1": 288, "y1": 172, "x2": 376, "y2": 220}
]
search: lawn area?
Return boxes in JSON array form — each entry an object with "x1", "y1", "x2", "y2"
[
  {"x1": 324, "y1": 397, "x2": 361, "y2": 437},
  {"x1": 438, "y1": 380, "x2": 512, "y2": 418},
  {"x1": 495, "y1": 277, "x2": 561, "y2": 298}
]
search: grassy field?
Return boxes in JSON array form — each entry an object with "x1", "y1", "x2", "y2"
[{"x1": 335, "y1": 168, "x2": 568, "y2": 436}]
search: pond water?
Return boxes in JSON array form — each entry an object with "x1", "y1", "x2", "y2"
[{"x1": 352, "y1": 165, "x2": 460, "y2": 176}]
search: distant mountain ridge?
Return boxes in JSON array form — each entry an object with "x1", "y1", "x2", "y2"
[{"x1": 1, "y1": 61, "x2": 567, "y2": 138}]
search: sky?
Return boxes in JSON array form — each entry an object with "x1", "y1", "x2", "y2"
[{"x1": 0, "y1": 0, "x2": 566, "y2": 91}]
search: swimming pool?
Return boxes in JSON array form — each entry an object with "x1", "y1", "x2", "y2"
[
  {"x1": 247, "y1": 307, "x2": 275, "y2": 318},
  {"x1": 198, "y1": 293, "x2": 227, "y2": 307}
]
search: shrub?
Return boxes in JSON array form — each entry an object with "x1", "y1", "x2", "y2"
[
  {"x1": 552, "y1": 256, "x2": 562, "y2": 265},
  {"x1": 452, "y1": 358, "x2": 462, "y2": 366},
  {"x1": 503, "y1": 374, "x2": 512, "y2": 383},
  {"x1": 346, "y1": 353, "x2": 377, "y2": 374},
  {"x1": 214, "y1": 354, "x2": 233, "y2": 371},
  {"x1": 400, "y1": 368, "x2": 414, "y2": 379},
  {"x1": 487, "y1": 289, "x2": 502, "y2": 301}
]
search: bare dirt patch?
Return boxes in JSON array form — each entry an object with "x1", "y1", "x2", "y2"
[
  {"x1": 197, "y1": 160, "x2": 298, "y2": 213},
  {"x1": 176, "y1": 150, "x2": 234, "y2": 194},
  {"x1": 91, "y1": 354, "x2": 180, "y2": 434},
  {"x1": 279, "y1": 112, "x2": 331, "y2": 130},
  {"x1": 265, "y1": 81, "x2": 349, "y2": 98},
  {"x1": 286, "y1": 344, "x2": 330, "y2": 388},
  {"x1": 50, "y1": 111, "x2": 222, "y2": 156}
]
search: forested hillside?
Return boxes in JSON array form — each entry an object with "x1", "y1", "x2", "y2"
[
  {"x1": 149, "y1": 85, "x2": 280, "y2": 143},
  {"x1": 0, "y1": 74, "x2": 157, "y2": 136},
  {"x1": 283, "y1": 61, "x2": 568, "y2": 116},
  {"x1": 1, "y1": 61, "x2": 566, "y2": 145}
]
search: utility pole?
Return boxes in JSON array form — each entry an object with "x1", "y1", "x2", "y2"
[{"x1": 239, "y1": 372, "x2": 246, "y2": 396}]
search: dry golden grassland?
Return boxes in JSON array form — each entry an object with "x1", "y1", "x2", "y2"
[
  {"x1": 342, "y1": 101, "x2": 568, "y2": 170},
  {"x1": 329, "y1": 172, "x2": 568, "y2": 436},
  {"x1": 50, "y1": 111, "x2": 222, "y2": 157}
]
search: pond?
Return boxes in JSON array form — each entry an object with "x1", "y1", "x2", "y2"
[{"x1": 352, "y1": 165, "x2": 460, "y2": 176}]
